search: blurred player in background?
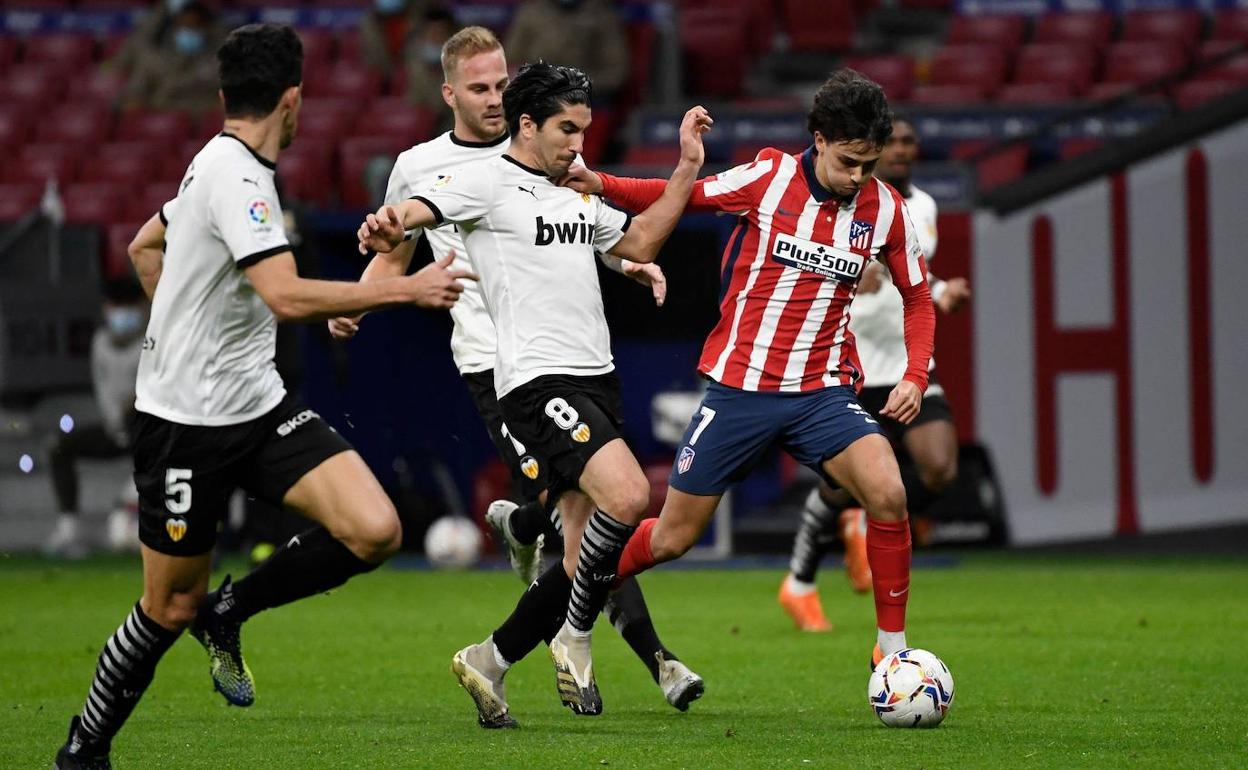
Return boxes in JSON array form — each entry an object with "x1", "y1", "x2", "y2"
[
  {"x1": 779, "y1": 116, "x2": 971, "y2": 632},
  {"x1": 330, "y1": 27, "x2": 703, "y2": 715},
  {"x1": 357, "y1": 63, "x2": 710, "y2": 725},
  {"x1": 564, "y1": 69, "x2": 934, "y2": 669},
  {"x1": 55, "y1": 24, "x2": 470, "y2": 769}
]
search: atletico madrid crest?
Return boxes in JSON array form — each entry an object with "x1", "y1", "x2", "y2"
[
  {"x1": 677, "y1": 446, "x2": 696, "y2": 474},
  {"x1": 849, "y1": 219, "x2": 874, "y2": 250}
]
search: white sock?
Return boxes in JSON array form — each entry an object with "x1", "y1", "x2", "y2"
[
  {"x1": 489, "y1": 638, "x2": 511, "y2": 671},
  {"x1": 785, "y1": 575, "x2": 816, "y2": 596},
  {"x1": 878, "y1": 629, "x2": 907, "y2": 657}
]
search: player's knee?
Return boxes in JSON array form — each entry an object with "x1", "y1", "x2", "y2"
[
  {"x1": 864, "y1": 479, "x2": 908, "y2": 522},
  {"x1": 920, "y1": 458, "x2": 958, "y2": 494},
  {"x1": 342, "y1": 503, "x2": 402, "y2": 563},
  {"x1": 145, "y1": 589, "x2": 203, "y2": 630},
  {"x1": 650, "y1": 521, "x2": 696, "y2": 561},
  {"x1": 598, "y1": 477, "x2": 650, "y2": 524}
]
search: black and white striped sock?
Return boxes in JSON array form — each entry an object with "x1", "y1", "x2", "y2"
[
  {"x1": 789, "y1": 487, "x2": 841, "y2": 584},
  {"x1": 567, "y1": 509, "x2": 636, "y2": 634},
  {"x1": 77, "y1": 602, "x2": 180, "y2": 747}
]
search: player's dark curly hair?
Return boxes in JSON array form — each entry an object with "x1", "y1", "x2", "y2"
[
  {"x1": 807, "y1": 69, "x2": 892, "y2": 149},
  {"x1": 502, "y1": 61, "x2": 592, "y2": 136},
  {"x1": 217, "y1": 24, "x2": 303, "y2": 119}
]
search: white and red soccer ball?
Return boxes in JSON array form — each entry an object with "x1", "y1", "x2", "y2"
[{"x1": 868, "y1": 648, "x2": 955, "y2": 728}]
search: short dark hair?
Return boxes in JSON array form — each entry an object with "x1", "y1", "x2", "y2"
[
  {"x1": 807, "y1": 69, "x2": 892, "y2": 149},
  {"x1": 217, "y1": 24, "x2": 303, "y2": 119},
  {"x1": 502, "y1": 61, "x2": 592, "y2": 136}
]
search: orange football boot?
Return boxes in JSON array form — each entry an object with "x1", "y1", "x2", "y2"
[
  {"x1": 840, "y1": 507, "x2": 872, "y2": 594},
  {"x1": 778, "y1": 577, "x2": 833, "y2": 632},
  {"x1": 870, "y1": 643, "x2": 885, "y2": 671}
]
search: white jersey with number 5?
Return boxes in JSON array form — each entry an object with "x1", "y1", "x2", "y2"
[
  {"x1": 850, "y1": 183, "x2": 939, "y2": 387},
  {"x1": 385, "y1": 131, "x2": 509, "y2": 374},
  {"x1": 412, "y1": 153, "x2": 631, "y2": 397},
  {"x1": 135, "y1": 133, "x2": 291, "y2": 426}
]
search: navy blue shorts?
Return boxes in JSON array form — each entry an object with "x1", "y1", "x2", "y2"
[{"x1": 668, "y1": 381, "x2": 885, "y2": 496}]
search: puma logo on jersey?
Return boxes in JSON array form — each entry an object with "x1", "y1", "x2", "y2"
[
  {"x1": 518, "y1": 185, "x2": 537, "y2": 199},
  {"x1": 536, "y1": 214, "x2": 595, "y2": 246},
  {"x1": 242, "y1": 177, "x2": 260, "y2": 187}
]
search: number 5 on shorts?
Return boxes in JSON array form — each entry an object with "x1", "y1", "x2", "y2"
[
  {"x1": 165, "y1": 468, "x2": 192, "y2": 513},
  {"x1": 689, "y1": 405, "x2": 716, "y2": 445}
]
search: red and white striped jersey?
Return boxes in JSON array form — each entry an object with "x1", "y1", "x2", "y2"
[{"x1": 599, "y1": 146, "x2": 935, "y2": 393}]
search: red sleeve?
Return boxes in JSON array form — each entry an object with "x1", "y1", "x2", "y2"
[
  {"x1": 882, "y1": 196, "x2": 935, "y2": 392},
  {"x1": 598, "y1": 148, "x2": 784, "y2": 215}
]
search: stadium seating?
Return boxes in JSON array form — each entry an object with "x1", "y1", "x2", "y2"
[
  {"x1": 680, "y1": 5, "x2": 751, "y2": 98},
  {"x1": 0, "y1": 63, "x2": 68, "y2": 104},
  {"x1": 1196, "y1": 41, "x2": 1248, "y2": 83},
  {"x1": 338, "y1": 135, "x2": 408, "y2": 209},
  {"x1": 78, "y1": 143, "x2": 161, "y2": 185},
  {"x1": 1034, "y1": 11, "x2": 1116, "y2": 48},
  {"x1": 0, "y1": 182, "x2": 42, "y2": 221},
  {"x1": 1121, "y1": 9, "x2": 1203, "y2": 48},
  {"x1": 21, "y1": 32, "x2": 96, "y2": 70},
  {"x1": 356, "y1": 98, "x2": 437, "y2": 146},
  {"x1": 44, "y1": 103, "x2": 114, "y2": 145},
  {"x1": 1013, "y1": 43, "x2": 1098, "y2": 95},
  {"x1": 946, "y1": 14, "x2": 1027, "y2": 49},
  {"x1": 995, "y1": 81, "x2": 1078, "y2": 105},
  {"x1": 297, "y1": 27, "x2": 337, "y2": 69},
  {"x1": 66, "y1": 69, "x2": 125, "y2": 102},
  {"x1": 928, "y1": 44, "x2": 1010, "y2": 97},
  {"x1": 63, "y1": 183, "x2": 125, "y2": 225},
  {"x1": 115, "y1": 111, "x2": 195, "y2": 145},
  {"x1": 781, "y1": 0, "x2": 856, "y2": 52},
  {"x1": 0, "y1": 108, "x2": 32, "y2": 147},
  {"x1": 276, "y1": 145, "x2": 335, "y2": 207},
  {"x1": 1100, "y1": 41, "x2": 1189, "y2": 87},
  {"x1": 0, "y1": 37, "x2": 19, "y2": 73},
  {"x1": 908, "y1": 83, "x2": 990, "y2": 105},
  {"x1": 843, "y1": 55, "x2": 915, "y2": 101},
  {"x1": 305, "y1": 61, "x2": 382, "y2": 100},
  {"x1": 4, "y1": 143, "x2": 84, "y2": 185},
  {"x1": 126, "y1": 183, "x2": 178, "y2": 223},
  {"x1": 1212, "y1": 8, "x2": 1248, "y2": 41},
  {"x1": 1174, "y1": 78, "x2": 1246, "y2": 110},
  {"x1": 950, "y1": 140, "x2": 1029, "y2": 190}
]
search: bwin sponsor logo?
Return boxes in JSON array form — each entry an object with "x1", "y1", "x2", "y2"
[
  {"x1": 536, "y1": 213, "x2": 595, "y2": 246},
  {"x1": 276, "y1": 409, "x2": 319, "y2": 437}
]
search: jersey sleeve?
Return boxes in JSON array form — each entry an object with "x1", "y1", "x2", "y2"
[
  {"x1": 881, "y1": 197, "x2": 935, "y2": 391},
  {"x1": 210, "y1": 172, "x2": 290, "y2": 269},
  {"x1": 158, "y1": 196, "x2": 179, "y2": 226},
  {"x1": 592, "y1": 197, "x2": 631, "y2": 253},
  {"x1": 383, "y1": 156, "x2": 410, "y2": 206},
  {"x1": 410, "y1": 166, "x2": 492, "y2": 226},
  {"x1": 599, "y1": 148, "x2": 780, "y2": 215}
]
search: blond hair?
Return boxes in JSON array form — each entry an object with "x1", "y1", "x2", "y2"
[{"x1": 441, "y1": 26, "x2": 503, "y2": 82}]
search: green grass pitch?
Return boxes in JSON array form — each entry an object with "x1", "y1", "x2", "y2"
[{"x1": 3, "y1": 552, "x2": 1246, "y2": 768}]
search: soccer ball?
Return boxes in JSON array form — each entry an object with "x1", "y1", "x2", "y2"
[
  {"x1": 424, "y1": 516, "x2": 483, "y2": 569},
  {"x1": 868, "y1": 648, "x2": 954, "y2": 727}
]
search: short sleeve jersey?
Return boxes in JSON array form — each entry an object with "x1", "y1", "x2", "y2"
[
  {"x1": 134, "y1": 133, "x2": 291, "y2": 426},
  {"x1": 413, "y1": 153, "x2": 630, "y2": 398},
  {"x1": 384, "y1": 131, "x2": 509, "y2": 374},
  {"x1": 849, "y1": 184, "x2": 938, "y2": 386}
]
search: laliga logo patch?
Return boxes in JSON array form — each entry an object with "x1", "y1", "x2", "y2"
[
  {"x1": 520, "y1": 456, "x2": 540, "y2": 480},
  {"x1": 247, "y1": 198, "x2": 272, "y2": 233},
  {"x1": 677, "y1": 446, "x2": 695, "y2": 474},
  {"x1": 433, "y1": 174, "x2": 453, "y2": 188},
  {"x1": 570, "y1": 422, "x2": 592, "y2": 443},
  {"x1": 165, "y1": 517, "x2": 188, "y2": 543}
]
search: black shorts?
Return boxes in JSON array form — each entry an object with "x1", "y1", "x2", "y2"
[
  {"x1": 132, "y1": 393, "x2": 353, "y2": 556},
  {"x1": 463, "y1": 369, "x2": 548, "y2": 500},
  {"x1": 498, "y1": 372, "x2": 625, "y2": 498},
  {"x1": 857, "y1": 375, "x2": 955, "y2": 445}
]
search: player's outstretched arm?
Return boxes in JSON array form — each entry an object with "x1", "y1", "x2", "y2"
[
  {"x1": 244, "y1": 251, "x2": 460, "y2": 322},
  {"x1": 597, "y1": 253, "x2": 667, "y2": 306},
  {"x1": 128, "y1": 213, "x2": 166, "y2": 299},
  {"x1": 329, "y1": 248, "x2": 478, "y2": 338},
  {"x1": 608, "y1": 106, "x2": 711, "y2": 264},
  {"x1": 357, "y1": 200, "x2": 439, "y2": 255}
]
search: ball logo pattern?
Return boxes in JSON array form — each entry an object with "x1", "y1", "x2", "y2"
[{"x1": 867, "y1": 648, "x2": 954, "y2": 728}]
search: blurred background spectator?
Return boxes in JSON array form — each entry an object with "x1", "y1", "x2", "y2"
[
  {"x1": 358, "y1": 0, "x2": 435, "y2": 75},
  {"x1": 404, "y1": 7, "x2": 460, "y2": 135},
  {"x1": 504, "y1": 0, "x2": 628, "y2": 103},
  {"x1": 120, "y1": 0, "x2": 223, "y2": 114}
]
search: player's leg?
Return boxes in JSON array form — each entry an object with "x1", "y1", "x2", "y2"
[
  {"x1": 45, "y1": 424, "x2": 127, "y2": 558},
  {"x1": 57, "y1": 547, "x2": 211, "y2": 767},
  {"x1": 822, "y1": 433, "x2": 911, "y2": 662},
  {"x1": 898, "y1": 401, "x2": 959, "y2": 545},
  {"x1": 779, "y1": 479, "x2": 855, "y2": 631},
  {"x1": 604, "y1": 577, "x2": 705, "y2": 711}
]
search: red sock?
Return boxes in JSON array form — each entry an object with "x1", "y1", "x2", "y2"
[
  {"x1": 616, "y1": 518, "x2": 658, "y2": 582},
  {"x1": 867, "y1": 517, "x2": 911, "y2": 632}
]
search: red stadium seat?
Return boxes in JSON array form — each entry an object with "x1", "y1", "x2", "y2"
[
  {"x1": 843, "y1": 55, "x2": 915, "y2": 101},
  {"x1": 338, "y1": 135, "x2": 408, "y2": 209},
  {"x1": 781, "y1": 0, "x2": 855, "y2": 52},
  {"x1": 197, "y1": 108, "x2": 224, "y2": 139},
  {"x1": 115, "y1": 110, "x2": 195, "y2": 144},
  {"x1": 1058, "y1": 137, "x2": 1102, "y2": 161},
  {"x1": 0, "y1": 63, "x2": 68, "y2": 104},
  {"x1": 906, "y1": 83, "x2": 990, "y2": 105},
  {"x1": 0, "y1": 182, "x2": 41, "y2": 221},
  {"x1": 304, "y1": 61, "x2": 382, "y2": 100},
  {"x1": 1121, "y1": 10, "x2": 1202, "y2": 49},
  {"x1": 66, "y1": 68, "x2": 126, "y2": 101},
  {"x1": 622, "y1": 144, "x2": 679, "y2": 166},
  {"x1": 946, "y1": 15, "x2": 1027, "y2": 49},
  {"x1": 276, "y1": 147, "x2": 335, "y2": 207},
  {"x1": 951, "y1": 141, "x2": 1028, "y2": 191},
  {"x1": 929, "y1": 45, "x2": 1010, "y2": 96},
  {"x1": 78, "y1": 142, "x2": 165, "y2": 184},
  {"x1": 104, "y1": 221, "x2": 143, "y2": 279},
  {"x1": 1013, "y1": 43, "x2": 1098, "y2": 95},
  {"x1": 298, "y1": 99, "x2": 359, "y2": 142},
  {"x1": 295, "y1": 27, "x2": 337, "y2": 69},
  {"x1": 1034, "y1": 12, "x2": 1115, "y2": 48},
  {"x1": 126, "y1": 182, "x2": 179, "y2": 222},
  {"x1": 0, "y1": 107, "x2": 32, "y2": 147},
  {"x1": 1173, "y1": 78, "x2": 1247, "y2": 110},
  {"x1": 44, "y1": 103, "x2": 114, "y2": 145},
  {"x1": 5, "y1": 143, "x2": 84, "y2": 184},
  {"x1": 1102, "y1": 42, "x2": 1188, "y2": 86},
  {"x1": 21, "y1": 33, "x2": 97, "y2": 69},
  {"x1": 0, "y1": 37, "x2": 19, "y2": 73},
  {"x1": 1084, "y1": 81, "x2": 1139, "y2": 102},
  {"x1": 1196, "y1": 41, "x2": 1248, "y2": 83},
  {"x1": 685, "y1": 0, "x2": 773, "y2": 57},
  {"x1": 1212, "y1": 9, "x2": 1248, "y2": 42},
  {"x1": 356, "y1": 100, "x2": 437, "y2": 146},
  {"x1": 681, "y1": 6, "x2": 750, "y2": 98},
  {"x1": 63, "y1": 183, "x2": 126, "y2": 225},
  {"x1": 995, "y1": 81, "x2": 1078, "y2": 105}
]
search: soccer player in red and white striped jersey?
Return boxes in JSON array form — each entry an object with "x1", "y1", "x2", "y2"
[{"x1": 563, "y1": 70, "x2": 935, "y2": 664}]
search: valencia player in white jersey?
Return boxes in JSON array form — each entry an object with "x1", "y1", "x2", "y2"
[
  {"x1": 329, "y1": 27, "x2": 703, "y2": 716},
  {"x1": 779, "y1": 116, "x2": 972, "y2": 633},
  {"x1": 55, "y1": 24, "x2": 471, "y2": 769},
  {"x1": 358, "y1": 62, "x2": 711, "y2": 725}
]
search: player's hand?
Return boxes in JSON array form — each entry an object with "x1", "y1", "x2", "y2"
[
  {"x1": 936, "y1": 277, "x2": 971, "y2": 314},
  {"x1": 558, "y1": 164, "x2": 604, "y2": 195},
  {"x1": 357, "y1": 205, "x2": 405, "y2": 255},
  {"x1": 407, "y1": 250, "x2": 479, "y2": 309},
  {"x1": 880, "y1": 380, "x2": 922, "y2": 425},
  {"x1": 328, "y1": 315, "x2": 362, "y2": 339},
  {"x1": 857, "y1": 261, "x2": 887, "y2": 294},
  {"x1": 678, "y1": 105, "x2": 713, "y2": 168},
  {"x1": 621, "y1": 260, "x2": 667, "y2": 307}
]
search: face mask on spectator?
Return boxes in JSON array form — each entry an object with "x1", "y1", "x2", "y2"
[
  {"x1": 105, "y1": 307, "x2": 145, "y2": 339},
  {"x1": 173, "y1": 26, "x2": 205, "y2": 55},
  {"x1": 374, "y1": 0, "x2": 406, "y2": 14},
  {"x1": 419, "y1": 42, "x2": 442, "y2": 67}
]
